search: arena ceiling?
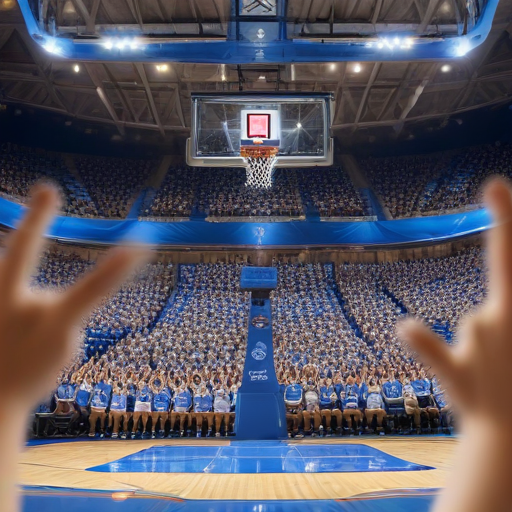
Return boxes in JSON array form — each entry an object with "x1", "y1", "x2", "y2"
[{"x1": 0, "y1": 0, "x2": 511, "y2": 145}]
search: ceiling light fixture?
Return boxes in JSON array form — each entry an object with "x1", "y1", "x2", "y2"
[
  {"x1": 374, "y1": 36, "x2": 415, "y2": 51},
  {"x1": 441, "y1": 64, "x2": 451, "y2": 73},
  {"x1": 354, "y1": 63, "x2": 362, "y2": 73},
  {"x1": 73, "y1": 64, "x2": 80, "y2": 73},
  {"x1": 102, "y1": 37, "x2": 141, "y2": 52},
  {"x1": 455, "y1": 38, "x2": 471, "y2": 57}
]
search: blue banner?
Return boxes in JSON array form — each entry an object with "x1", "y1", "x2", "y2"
[{"x1": 0, "y1": 196, "x2": 491, "y2": 248}]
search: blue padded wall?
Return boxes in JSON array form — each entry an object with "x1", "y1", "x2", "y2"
[{"x1": 0, "y1": 197, "x2": 492, "y2": 248}]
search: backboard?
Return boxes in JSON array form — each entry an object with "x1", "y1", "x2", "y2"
[{"x1": 187, "y1": 93, "x2": 334, "y2": 168}]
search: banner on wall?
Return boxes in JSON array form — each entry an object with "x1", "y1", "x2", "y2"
[{"x1": 0, "y1": 197, "x2": 491, "y2": 247}]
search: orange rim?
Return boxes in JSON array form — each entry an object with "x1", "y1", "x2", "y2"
[{"x1": 240, "y1": 146, "x2": 279, "y2": 158}]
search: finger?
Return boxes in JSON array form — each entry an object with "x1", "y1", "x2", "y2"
[
  {"x1": 396, "y1": 318, "x2": 457, "y2": 385},
  {"x1": 0, "y1": 185, "x2": 60, "y2": 296},
  {"x1": 57, "y1": 247, "x2": 151, "y2": 324},
  {"x1": 483, "y1": 178, "x2": 512, "y2": 307}
]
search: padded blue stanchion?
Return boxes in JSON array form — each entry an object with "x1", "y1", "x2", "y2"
[{"x1": 235, "y1": 268, "x2": 287, "y2": 440}]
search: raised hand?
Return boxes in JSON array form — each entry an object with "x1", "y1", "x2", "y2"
[
  {"x1": 398, "y1": 178, "x2": 512, "y2": 512},
  {"x1": 0, "y1": 185, "x2": 150, "y2": 411}
]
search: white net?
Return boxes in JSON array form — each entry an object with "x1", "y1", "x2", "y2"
[{"x1": 244, "y1": 154, "x2": 278, "y2": 189}]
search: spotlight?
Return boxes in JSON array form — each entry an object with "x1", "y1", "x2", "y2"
[
  {"x1": 42, "y1": 40, "x2": 58, "y2": 54},
  {"x1": 259, "y1": 75, "x2": 266, "y2": 80},
  {"x1": 374, "y1": 36, "x2": 414, "y2": 51},
  {"x1": 73, "y1": 64, "x2": 80, "y2": 73},
  {"x1": 296, "y1": 123, "x2": 302, "y2": 129},
  {"x1": 456, "y1": 39, "x2": 471, "y2": 57},
  {"x1": 156, "y1": 64, "x2": 169, "y2": 72},
  {"x1": 354, "y1": 63, "x2": 362, "y2": 73},
  {"x1": 103, "y1": 37, "x2": 141, "y2": 51},
  {"x1": 441, "y1": 64, "x2": 451, "y2": 73},
  {"x1": 330, "y1": 63, "x2": 336, "y2": 71}
]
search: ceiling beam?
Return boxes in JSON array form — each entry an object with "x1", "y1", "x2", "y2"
[
  {"x1": 102, "y1": 64, "x2": 139, "y2": 123},
  {"x1": 417, "y1": 0, "x2": 444, "y2": 34},
  {"x1": 17, "y1": 31, "x2": 69, "y2": 112},
  {"x1": 88, "y1": 0, "x2": 102, "y2": 33},
  {"x1": 371, "y1": 0, "x2": 383, "y2": 25},
  {"x1": 378, "y1": 63, "x2": 417, "y2": 121},
  {"x1": 399, "y1": 63, "x2": 438, "y2": 121},
  {"x1": 0, "y1": 96, "x2": 190, "y2": 132},
  {"x1": 0, "y1": 27, "x2": 14, "y2": 52},
  {"x1": 125, "y1": 0, "x2": 144, "y2": 28},
  {"x1": 332, "y1": 95, "x2": 512, "y2": 130},
  {"x1": 353, "y1": 63, "x2": 382, "y2": 127},
  {"x1": 84, "y1": 63, "x2": 125, "y2": 135},
  {"x1": 69, "y1": 0, "x2": 96, "y2": 34},
  {"x1": 134, "y1": 63, "x2": 165, "y2": 138}
]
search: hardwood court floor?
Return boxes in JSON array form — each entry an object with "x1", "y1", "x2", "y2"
[{"x1": 19, "y1": 437, "x2": 457, "y2": 501}]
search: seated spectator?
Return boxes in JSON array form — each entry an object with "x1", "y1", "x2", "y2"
[{"x1": 364, "y1": 378, "x2": 386, "y2": 434}]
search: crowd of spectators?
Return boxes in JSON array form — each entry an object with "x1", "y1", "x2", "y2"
[
  {"x1": 196, "y1": 169, "x2": 304, "y2": 218},
  {"x1": 74, "y1": 155, "x2": 154, "y2": 218},
  {"x1": 361, "y1": 153, "x2": 450, "y2": 218},
  {"x1": 36, "y1": 263, "x2": 248, "y2": 438},
  {"x1": 144, "y1": 167, "x2": 198, "y2": 219},
  {"x1": 30, "y1": 247, "x2": 486, "y2": 438},
  {"x1": 0, "y1": 144, "x2": 156, "y2": 219},
  {"x1": 297, "y1": 168, "x2": 365, "y2": 217},
  {"x1": 0, "y1": 143, "x2": 100, "y2": 217},
  {"x1": 144, "y1": 166, "x2": 366, "y2": 219},
  {"x1": 362, "y1": 142, "x2": 512, "y2": 218},
  {"x1": 30, "y1": 249, "x2": 174, "y2": 374},
  {"x1": 421, "y1": 143, "x2": 512, "y2": 213},
  {"x1": 3, "y1": 142, "x2": 512, "y2": 223}
]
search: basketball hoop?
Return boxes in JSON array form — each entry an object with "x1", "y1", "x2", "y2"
[{"x1": 241, "y1": 140, "x2": 279, "y2": 189}]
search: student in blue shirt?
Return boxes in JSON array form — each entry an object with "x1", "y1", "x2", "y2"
[
  {"x1": 193, "y1": 385, "x2": 213, "y2": 438},
  {"x1": 131, "y1": 380, "x2": 152, "y2": 439},
  {"x1": 318, "y1": 378, "x2": 342, "y2": 436},
  {"x1": 284, "y1": 378, "x2": 304, "y2": 438},
  {"x1": 381, "y1": 373, "x2": 404, "y2": 415},
  {"x1": 212, "y1": 380, "x2": 232, "y2": 438},
  {"x1": 54, "y1": 376, "x2": 78, "y2": 418},
  {"x1": 75, "y1": 374, "x2": 93, "y2": 414},
  {"x1": 108, "y1": 381, "x2": 127, "y2": 439},
  {"x1": 432, "y1": 376, "x2": 453, "y2": 432},
  {"x1": 150, "y1": 374, "x2": 171, "y2": 438},
  {"x1": 120, "y1": 379, "x2": 137, "y2": 439},
  {"x1": 342, "y1": 376, "x2": 363, "y2": 432},
  {"x1": 88, "y1": 373, "x2": 112, "y2": 437},
  {"x1": 170, "y1": 380, "x2": 192, "y2": 437},
  {"x1": 411, "y1": 370, "x2": 440, "y2": 429}
]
